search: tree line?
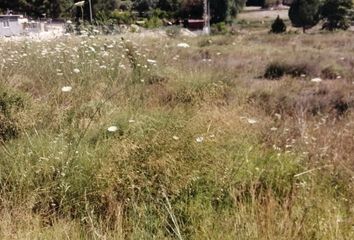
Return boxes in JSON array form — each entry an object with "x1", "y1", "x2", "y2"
[
  {"x1": 0, "y1": 0, "x2": 246, "y2": 23},
  {"x1": 289, "y1": 0, "x2": 353, "y2": 32}
]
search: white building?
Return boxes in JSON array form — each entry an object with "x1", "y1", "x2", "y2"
[{"x1": 0, "y1": 15, "x2": 28, "y2": 37}]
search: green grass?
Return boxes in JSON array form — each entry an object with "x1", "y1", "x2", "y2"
[{"x1": 0, "y1": 29, "x2": 354, "y2": 239}]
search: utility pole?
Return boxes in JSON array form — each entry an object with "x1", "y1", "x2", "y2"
[
  {"x1": 74, "y1": 1, "x2": 85, "y2": 22},
  {"x1": 88, "y1": 0, "x2": 93, "y2": 23},
  {"x1": 203, "y1": 0, "x2": 210, "y2": 35},
  {"x1": 74, "y1": 1, "x2": 93, "y2": 23}
]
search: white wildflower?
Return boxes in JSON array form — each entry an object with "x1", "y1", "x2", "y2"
[
  {"x1": 61, "y1": 86, "x2": 72, "y2": 92},
  {"x1": 172, "y1": 136, "x2": 179, "y2": 141},
  {"x1": 275, "y1": 113, "x2": 282, "y2": 120},
  {"x1": 177, "y1": 43, "x2": 190, "y2": 48},
  {"x1": 311, "y1": 77, "x2": 322, "y2": 83},
  {"x1": 147, "y1": 59, "x2": 157, "y2": 64},
  {"x1": 195, "y1": 136, "x2": 204, "y2": 143},
  {"x1": 247, "y1": 118, "x2": 258, "y2": 124},
  {"x1": 73, "y1": 68, "x2": 80, "y2": 73},
  {"x1": 107, "y1": 126, "x2": 118, "y2": 132}
]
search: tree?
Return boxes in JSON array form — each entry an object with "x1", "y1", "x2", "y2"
[
  {"x1": 132, "y1": 0, "x2": 158, "y2": 14},
  {"x1": 157, "y1": 0, "x2": 180, "y2": 12},
  {"x1": 270, "y1": 15, "x2": 286, "y2": 33},
  {"x1": 0, "y1": 0, "x2": 73, "y2": 18},
  {"x1": 289, "y1": 0, "x2": 321, "y2": 33},
  {"x1": 320, "y1": 0, "x2": 353, "y2": 31},
  {"x1": 180, "y1": 0, "x2": 245, "y2": 23}
]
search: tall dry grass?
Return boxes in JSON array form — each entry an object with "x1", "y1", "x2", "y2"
[{"x1": 0, "y1": 30, "x2": 353, "y2": 239}]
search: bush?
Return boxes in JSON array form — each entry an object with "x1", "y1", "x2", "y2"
[
  {"x1": 110, "y1": 10, "x2": 135, "y2": 24},
  {"x1": 321, "y1": 66, "x2": 343, "y2": 79},
  {"x1": 320, "y1": 0, "x2": 353, "y2": 31},
  {"x1": 144, "y1": 16, "x2": 163, "y2": 28},
  {"x1": 270, "y1": 15, "x2": 287, "y2": 33},
  {"x1": 211, "y1": 22, "x2": 228, "y2": 35},
  {"x1": 264, "y1": 62, "x2": 311, "y2": 79},
  {"x1": 0, "y1": 86, "x2": 26, "y2": 141},
  {"x1": 249, "y1": 82, "x2": 354, "y2": 117}
]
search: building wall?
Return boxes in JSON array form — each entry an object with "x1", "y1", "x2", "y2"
[{"x1": 0, "y1": 19, "x2": 23, "y2": 36}]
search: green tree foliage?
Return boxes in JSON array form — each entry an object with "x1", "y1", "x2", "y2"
[
  {"x1": 289, "y1": 0, "x2": 321, "y2": 33},
  {"x1": 0, "y1": 0, "x2": 74, "y2": 18},
  {"x1": 270, "y1": 15, "x2": 286, "y2": 33},
  {"x1": 91, "y1": 0, "x2": 119, "y2": 14},
  {"x1": 180, "y1": 0, "x2": 245, "y2": 23},
  {"x1": 157, "y1": 0, "x2": 180, "y2": 12},
  {"x1": 320, "y1": 0, "x2": 353, "y2": 31},
  {"x1": 0, "y1": 0, "x2": 245, "y2": 23},
  {"x1": 180, "y1": 0, "x2": 203, "y2": 19},
  {"x1": 132, "y1": 0, "x2": 158, "y2": 13}
]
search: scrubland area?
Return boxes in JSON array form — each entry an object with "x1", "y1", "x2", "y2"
[{"x1": 0, "y1": 27, "x2": 354, "y2": 239}]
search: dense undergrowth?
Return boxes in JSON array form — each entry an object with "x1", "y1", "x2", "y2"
[{"x1": 0, "y1": 30, "x2": 354, "y2": 239}]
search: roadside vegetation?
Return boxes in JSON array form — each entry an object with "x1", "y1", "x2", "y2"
[{"x1": 1, "y1": 19, "x2": 354, "y2": 239}]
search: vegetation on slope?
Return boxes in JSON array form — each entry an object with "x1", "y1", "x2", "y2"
[{"x1": 0, "y1": 27, "x2": 354, "y2": 239}]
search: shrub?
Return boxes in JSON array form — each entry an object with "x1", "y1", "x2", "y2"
[
  {"x1": 321, "y1": 66, "x2": 342, "y2": 79},
  {"x1": 0, "y1": 86, "x2": 26, "y2": 141},
  {"x1": 289, "y1": 0, "x2": 321, "y2": 33},
  {"x1": 264, "y1": 62, "x2": 310, "y2": 79},
  {"x1": 211, "y1": 22, "x2": 228, "y2": 35},
  {"x1": 248, "y1": 82, "x2": 354, "y2": 117},
  {"x1": 270, "y1": 15, "x2": 287, "y2": 33},
  {"x1": 144, "y1": 16, "x2": 163, "y2": 28},
  {"x1": 110, "y1": 10, "x2": 135, "y2": 24},
  {"x1": 320, "y1": 0, "x2": 353, "y2": 31},
  {"x1": 264, "y1": 62, "x2": 288, "y2": 79}
]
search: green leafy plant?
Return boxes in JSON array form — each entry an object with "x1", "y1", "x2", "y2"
[
  {"x1": 0, "y1": 86, "x2": 26, "y2": 141},
  {"x1": 211, "y1": 22, "x2": 228, "y2": 35},
  {"x1": 110, "y1": 10, "x2": 135, "y2": 24}
]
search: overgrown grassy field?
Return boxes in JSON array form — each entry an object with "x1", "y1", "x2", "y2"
[{"x1": 0, "y1": 28, "x2": 354, "y2": 239}]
